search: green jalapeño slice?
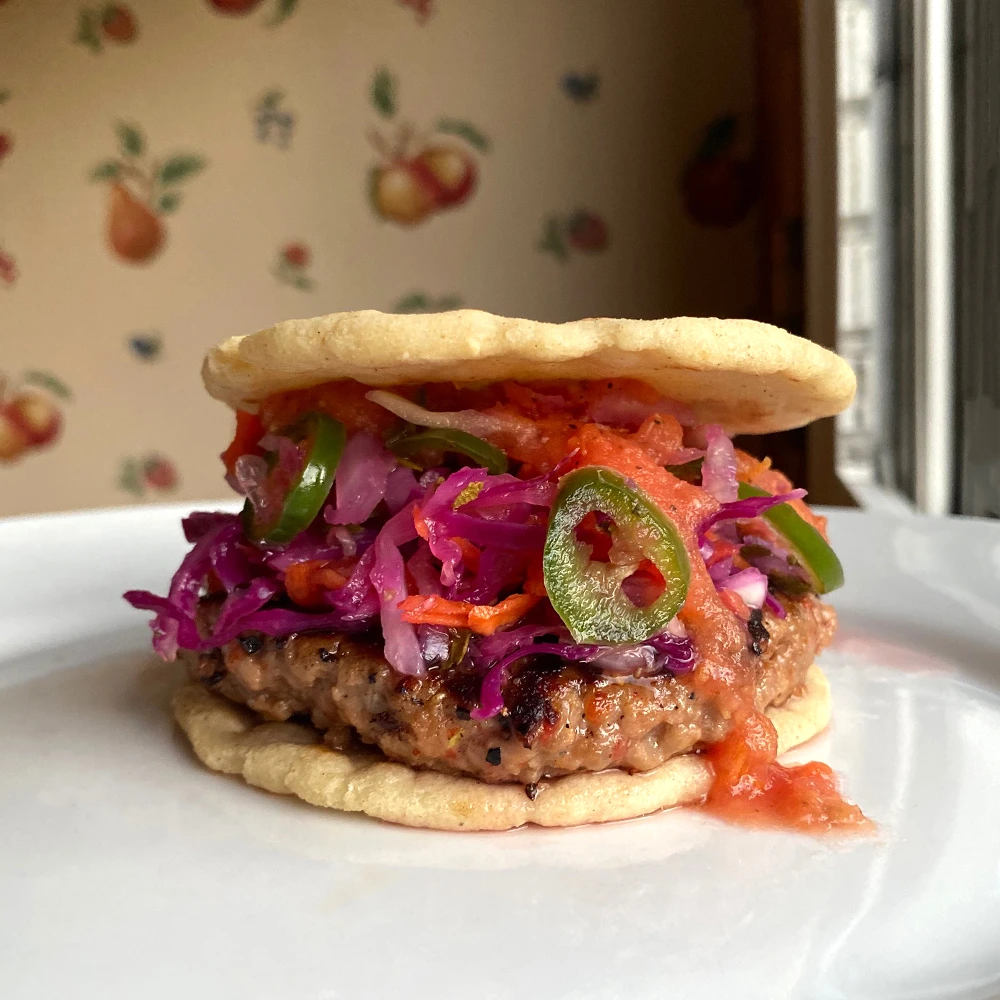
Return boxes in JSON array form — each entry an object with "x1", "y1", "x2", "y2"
[
  {"x1": 388, "y1": 427, "x2": 508, "y2": 475},
  {"x1": 543, "y1": 466, "x2": 690, "y2": 644},
  {"x1": 244, "y1": 412, "x2": 346, "y2": 544},
  {"x1": 737, "y1": 482, "x2": 844, "y2": 593}
]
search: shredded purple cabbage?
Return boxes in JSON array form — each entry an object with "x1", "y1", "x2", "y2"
[
  {"x1": 697, "y1": 488, "x2": 807, "y2": 546},
  {"x1": 370, "y1": 501, "x2": 424, "y2": 676},
  {"x1": 325, "y1": 432, "x2": 397, "y2": 526}
]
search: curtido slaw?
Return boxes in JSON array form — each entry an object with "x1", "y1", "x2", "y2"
[{"x1": 126, "y1": 378, "x2": 843, "y2": 720}]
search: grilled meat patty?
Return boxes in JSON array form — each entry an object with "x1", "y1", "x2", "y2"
[{"x1": 185, "y1": 596, "x2": 836, "y2": 785}]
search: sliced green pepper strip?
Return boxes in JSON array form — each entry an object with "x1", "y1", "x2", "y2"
[
  {"x1": 389, "y1": 428, "x2": 508, "y2": 475},
  {"x1": 244, "y1": 412, "x2": 346, "y2": 544},
  {"x1": 737, "y1": 482, "x2": 844, "y2": 594},
  {"x1": 543, "y1": 467, "x2": 690, "y2": 644}
]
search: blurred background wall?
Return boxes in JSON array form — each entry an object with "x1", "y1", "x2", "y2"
[{"x1": 0, "y1": 0, "x2": 792, "y2": 516}]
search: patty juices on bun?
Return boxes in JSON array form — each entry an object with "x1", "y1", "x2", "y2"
[{"x1": 126, "y1": 310, "x2": 869, "y2": 832}]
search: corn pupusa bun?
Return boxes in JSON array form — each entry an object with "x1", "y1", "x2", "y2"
[{"x1": 202, "y1": 309, "x2": 856, "y2": 436}]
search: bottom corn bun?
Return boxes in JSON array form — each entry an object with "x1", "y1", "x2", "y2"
[{"x1": 171, "y1": 664, "x2": 831, "y2": 832}]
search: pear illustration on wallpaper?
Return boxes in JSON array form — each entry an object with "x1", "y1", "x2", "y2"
[
  {"x1": 681, "y1": 115, "x2": 756, "y2": 228},
  {"x1": 75, "y1": 4, "x2": 139, "y2": 53},
  {"x1": 366, "y1": 69, "x2": 490, "y2": 226},
  {"x1": 90, "y1": 122, "x2": 206, "y2": 264},
  {"x1": 0, "y1": 371, "x2": 71, "y2": 463}
]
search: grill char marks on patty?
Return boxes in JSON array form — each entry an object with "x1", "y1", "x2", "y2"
[{"x1": 185, "y1": 596, "x2": 836, "y2": 785}]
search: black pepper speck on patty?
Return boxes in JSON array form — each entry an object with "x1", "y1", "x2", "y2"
[{"x1": 184, "y1": 596, "x2": 836, "y2": 785}]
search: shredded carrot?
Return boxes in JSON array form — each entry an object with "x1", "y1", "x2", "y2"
[
  {"x1": 735, "y1": 448, "x2": 772, "y2": 483},
  {"x1": 397, "y1": 595, "x2": 470, "y2": 628},
  {"x1": 453, "y1": 537, "x2": 481, "y2": 572},
  {"x1": 398, "y1": 592, "x2": 539, "y2": 635},
  {"x1": 467, "y1": 593, "x2": 540, "y2": 635},
  {"x1": 413, "y1": 506, "x2": 430, "y2": 540},
  {"x1": 284, "y1": 560, "x2": 350, "y2": 608}
]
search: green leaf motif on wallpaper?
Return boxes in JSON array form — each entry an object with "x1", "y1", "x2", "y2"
[
  {"x1": 157, "y1": 155, "x2": 205, "y2": 185},
  {"x1": 394, "y1": 292, "x2": 463, "y2": 314},
  {"x1": 0, "y1": 90, "x2": 12, "y2": 105},
  {"x1": 371, "y1": 68, "x2": 398, "y2": 119},
  {"x1": 90, "y1": 160, "x2": 122, "y2": 181},
  {"x1": 258, "y1": 89, "x2": 284, "y2": 111},
  {"x1": 157, "y1": 192, "x2": 181, "y2": 214},
  {"x1": 75, "y1": 8, "x2": 102, "y2": 53},
  {"x1": 118, "y1": 457, "x2": 142, "y2": 496},
  {"x1": 116, "y1": 121, "x2": 145, "y2": 158},
  {"x1": 22, "y1": 370, "x2": 73, "y2": 400},
  {"x1": 266, "y1": 0, "x2": 299, "y2": 28},
  {"x1": 538, "y1": 217, "x2": 569, "y2": 261},
  {"x1": 435, "y1": 118, "x2": 491, "y2": 153}
]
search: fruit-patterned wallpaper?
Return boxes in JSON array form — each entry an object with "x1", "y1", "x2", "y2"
[{"x1": 0, "y1": 0, "x2": 759, "y2": 516}]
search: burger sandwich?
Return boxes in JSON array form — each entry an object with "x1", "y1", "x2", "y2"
[{"x1": 126, "y1": 310, "x2": 868, "y2": 832}]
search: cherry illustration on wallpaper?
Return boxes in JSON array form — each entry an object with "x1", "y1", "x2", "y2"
[
  {"x1": 206, "y1": 0, "x2": 298, "y2": 27},
  {"x1": 75, "y1": 4, "x2": 138, "y2": 53},
  {"x1": 681, "y1": 115, "x2": 757, "y2": 228},
  {"x1": 538, "y1": 210, "x2": 610, "y2": 261},
  {"x1": 118, "y1": 453, "x2": 179, "y2": 498},
  {"x1": 367, "y1": 68, "x2": 490, "y2": 226},
  {"x1": 0, "y1": 89, "x2": 12, "y2": 167},
  {"x1": 0, "y1": 371, "x2": 71, "y2": 464},
  {"x1": 0, "y1": 247, "x2": 15, "y2": 286},
  {"x1": 273, "y1": 242, "x2": 314, "y2": 291},
  {"x1": 90, "y1": 122, "x2": 206, "y2": 264},
  {"x1": 398, "y1": 0, "x2": 434, "y2": 24}
]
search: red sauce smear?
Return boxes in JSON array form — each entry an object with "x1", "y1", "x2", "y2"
[{"x1": 703, "y1": 710, "x2": 872, "y2": 832}]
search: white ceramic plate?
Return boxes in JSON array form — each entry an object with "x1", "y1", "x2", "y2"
[{"x1": 2, "y1": 502, "x2": 1000, "y2": 1000}]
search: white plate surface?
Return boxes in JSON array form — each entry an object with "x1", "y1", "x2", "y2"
[{"x1": 2, "y1": 502, "x2": 1000, "y2": 1000}]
